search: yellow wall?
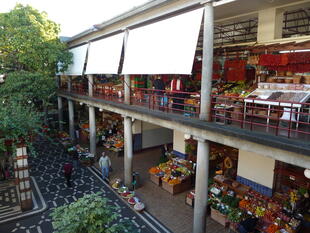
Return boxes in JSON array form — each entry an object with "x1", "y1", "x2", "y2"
[
  {"x1": 173, "y1": 130, "x2": 185, "y2": 154},
  {"x1": 237, "y1": 150, "x2": 275, "y2": 188}
]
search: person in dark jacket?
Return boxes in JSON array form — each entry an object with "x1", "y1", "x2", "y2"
[
  {"x1": 153, "y1": 76, "x2": 166, "y2": 109},
  {"x1": 237, "y1": 216, "x2": 259, "y2": 233},
  {"x1": 64, "y1": 161, "x2": 73, "y2": 187}
]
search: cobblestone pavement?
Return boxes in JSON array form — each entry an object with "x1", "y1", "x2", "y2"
[{"x1": 0, "y1": 137, "x2": 162, "y2": 233}]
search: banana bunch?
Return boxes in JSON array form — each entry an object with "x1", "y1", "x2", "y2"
[{"x1": 290, "y1": 190, "x2": 298, "y2": 204}]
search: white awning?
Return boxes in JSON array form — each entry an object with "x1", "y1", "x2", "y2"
[
  {"x1": 64, "y1": 44, "x2": 88, "y2": 76},
  {"x1": 122, "y1": 8, "x2": 203, "y2": 75},
  {"x1": 85, "y1": 33, "x2": 124, "y2": 75}
]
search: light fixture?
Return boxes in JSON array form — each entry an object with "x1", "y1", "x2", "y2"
[
  {"x1": 184, "y1": 134, "x2": 191, "y2": 140},
  {"x1": 279, "y1": 49, "x2": 310, "y2": 54},
  {"x1": 213, "y1": 0, "x2": 236, "y2": 7},
  {"x1": 99, "y1": 108, "x2": 103, "y2": 112},
  {"x1": 304, "y1": 169, "x2": 310, "y2": 179},
  {"x1": 79, "y1": 102, "x2": 83, "y2": 106}
]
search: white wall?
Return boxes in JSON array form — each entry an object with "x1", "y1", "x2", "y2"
[
  {"x1": 237, "y1": 150, "x2": 275, "y2": 188},
  {"x1": 258, "y1": 8, "x2": 283, "y2": 42},
  {"x1": 173, "y1": 130, "x2": 186, "y2": 154},
  {"x1": 141, "y1": 122, "x2": 173, "y2": 148},
  {"x1": 132, "y1": 120, "x2": 142, "y2": 134}
]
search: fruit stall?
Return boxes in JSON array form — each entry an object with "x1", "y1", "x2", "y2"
[
  {"x1": 190, "y1": 172, "x2": 310, "y2": 233},
  {"x1": 149, "y1": 157, "x2": 194, "y2": 195}
]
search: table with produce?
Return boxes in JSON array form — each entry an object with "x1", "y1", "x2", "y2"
[
  {"x1": 149, "y1": 157, "x2": 194, "y2": 195},
  {"x1": 204, "y1": 176, "x2": 309, "y2": 232}
]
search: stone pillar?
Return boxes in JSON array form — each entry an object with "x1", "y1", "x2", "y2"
[
  {"x1": 68, "y1": 76, "x2": 72, "y2": 92},
  {"x1": 200, "y1": 2, "x2": 214, "y2": 121},
  {"x1": 193, "y1": 3, "x2": 213, "y2": 232},
  {"x1": 258, "y1": 8, "x2": 284, "y2": 42},
  {"x1": 57, "y1": 96, "x2": 63, "y2": 131},
  {"x1": 89, "y1": 106, "x2": 96, "y2": 156},
  {"x1": 68, "y1": 100, "x2": 75, "y2": 141},
  {"x1": 88, "y1": 74, "x2": 94, "y2": 97},
  {"x1": 123, "y1": 30, "x2": 131, "y2": 104},
  {"x1": 193, "y1": 138, "x2": 210, "y2": 233},
  {"x1": 124, "y1": 116, "x2": 133, "y2": 187},
  {"x1": 14, "y1": 146, "x2": 32, "y2": 211}
]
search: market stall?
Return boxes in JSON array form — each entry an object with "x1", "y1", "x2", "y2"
[{"x1": 149, "y1": 157, "x2": 194, "y2": 195}]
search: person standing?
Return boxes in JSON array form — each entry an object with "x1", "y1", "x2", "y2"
[
  {"x1": 64, "y1": 161, "x2": 73, "y2": 187},
  {"x1": 99, "y1": 152, "x2": 111, "y2": 180},
  {"x1": 153, "y1": 75, "x2": 166, "y2": 109},
  {"x1": 72, "y1": 150, "x2": 79, "y2": 170}
]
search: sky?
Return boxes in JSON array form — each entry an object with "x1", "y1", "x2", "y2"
[{"x1": 0, "y1": 0, "x2": 150, "y2": 37}]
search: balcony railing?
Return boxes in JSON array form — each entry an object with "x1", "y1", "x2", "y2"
[
  {"x1": 59, "y1": 85, "x2": 310, "y2": 141},
  {"x1": 211, "y1": 95, "x2": 310, "y2": 139},
  {"x1": 130, "y1": 88, "x2": 200, "y2": 118}
]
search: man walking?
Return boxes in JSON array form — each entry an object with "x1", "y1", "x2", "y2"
[
  {"x1": 99, "y1": 152, "x2": 111, "y2": 181},
  {"x1": 64, "y1": 161, "x2": 73, "y2": 187}
]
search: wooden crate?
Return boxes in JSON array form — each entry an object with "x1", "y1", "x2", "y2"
[
  {"x1": 210, "y1": 208, "x2": 229, "y2": 227},
  {"x1": 162, "y1": 178, "x2": 191, "y2": 195},
  {"x1": 150, "y1": 174, "x2": 162, "y2": 186}
]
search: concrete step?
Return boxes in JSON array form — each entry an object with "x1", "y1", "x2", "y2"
[{"x1": 0, "y1": 205, "x2": 21, "y2": 218}]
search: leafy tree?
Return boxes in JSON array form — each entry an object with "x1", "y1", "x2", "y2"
[
  {"x1": 0, "y1": 100, "x2": 43, "y2": 156},
  {"x1": 0, "y1": 4, "x2": 72, "y2": 125},
  {"x1": 51, "y1": 192, "x2": 135, "y2": 233},
  {"x1": 0, "y1": 71, "x2": 56, "y2": 124},
  {"x1": 0, "y1": 4, "x2": 72, "y2": 75}
]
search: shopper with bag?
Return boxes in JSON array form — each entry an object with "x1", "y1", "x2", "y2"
[
  {"x1": 99, "y1": 152, "x2": 111, "y2": 181},
  {"x1": 64, "y1": 161, "x2": 73, "y2": 187}
]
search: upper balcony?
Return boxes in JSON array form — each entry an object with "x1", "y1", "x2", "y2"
[{"x1": 58, "y1": 76, "x2": 310, "y2": 144}]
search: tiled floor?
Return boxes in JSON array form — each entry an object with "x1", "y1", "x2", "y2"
[{"x1": 94, "y1": 146, "x2": 227, "y2": 233}]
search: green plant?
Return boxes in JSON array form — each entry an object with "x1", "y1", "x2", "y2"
[
  {"x1": 51, "y1": 192, "x2": 134, "y2": 233},
  {"x1": 221, "y1": 195, "x2": 240, "y2": 208},
  {"x1": 227, "y1": 208, "x2": 243, "y2": 223},
  {"x1": 0, "y1": 100, "x2": 43, "y2": 156}
]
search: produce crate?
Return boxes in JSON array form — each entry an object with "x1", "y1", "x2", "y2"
[
  {"x1": 210, "y1": 208, "x2": 229, "y2": 227},
  {"x1": 162, "y1": 178, "x2": 191, "y2": 195},
  {"x1": 150, "y1": 174, "x2": 162, "y2": 186},
  {"x1": 229, "y1": 222, "x2": 239, "y2": 232}
]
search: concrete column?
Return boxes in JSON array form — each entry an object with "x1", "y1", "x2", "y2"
[
  {"x1": 193, "y1": 138, "x2": 210, "y2": 233},
  {"x1": 88, "y1": 74, "x2": 94, "y2": 97},
  {"x1": 68, "y1": 100, "x2": 75, "y2": 141},
  {"x1": 89, "y1": 106, "x2": 96, "y2": 155},
  {"x1": 57, "y1": 96, "x2": 63, "y2": 131},
  {"x1": 124, "y1": 116, "x2": 133, "y2": 187},
  {"x1": 258, "y1": 8, "x2": 284, "y2": 42},
  {"x1": 123, "y1": 29, "x2": 131, "y2": 104},
  {"x1": 200, "y1": 3, "x2": 214, "y2": 121},
  {"x1": 56, "y1": 76, "x2": 60, "y2": 89},
  {"x1": 124, "y1": 75, "x2": 131, "y2": 104},
  {"x1": 68, "y1": 76, "x2": 72, "y2": 92}
]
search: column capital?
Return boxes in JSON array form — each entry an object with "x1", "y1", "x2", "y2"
[
  {"x1": 193, "y1": 136, "x2": 206, "y2": 143},
  {"x1": 200, "y1": 0, "x2": 214, "y2": 6}
]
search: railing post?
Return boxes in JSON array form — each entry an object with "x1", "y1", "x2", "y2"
[{"x1": 288, "y1": 103, "x2": 293, "y2": 138}]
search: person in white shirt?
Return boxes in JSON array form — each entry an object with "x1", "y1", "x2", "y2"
[{"x1": 99, "y1": 152, "x2": 111, "y2": 180}]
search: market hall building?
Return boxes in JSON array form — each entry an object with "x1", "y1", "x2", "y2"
[{"x1": 57, "y1": 0, "x2": 310, "y2": 232}]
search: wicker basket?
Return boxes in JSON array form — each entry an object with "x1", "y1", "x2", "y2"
[
  {"x1": 304, "y1": 75, "x2": 310, "y2": 84},
  {"x1": 293, "y1": 75, "x2": 302, "y2": 84}
]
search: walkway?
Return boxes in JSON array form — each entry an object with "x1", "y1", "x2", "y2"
[{"x1": 0, "y1": 137, "x2": 165, "y2": 233}]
